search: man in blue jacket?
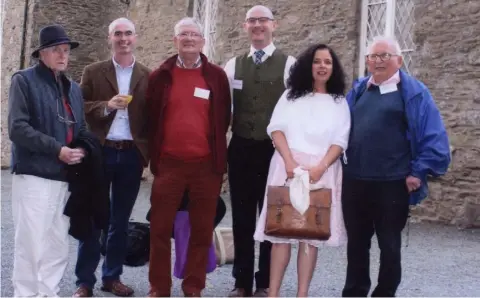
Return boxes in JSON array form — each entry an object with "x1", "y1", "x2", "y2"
[
  {"x1": 8, "y1": 25, "x2": 87, "y2": 297},
  {"x1": 341, "y1": 36, "x2": 450, "y2": 297}
]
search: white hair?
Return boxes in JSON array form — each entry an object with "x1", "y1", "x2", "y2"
[
  {"x1": 174, "y1": 17, "x2": 203, "y2": 36},
  {"x1": 108, "y1": 18, "x2": 135, "y2": 35},
  {"x1": 246, "y1": 5, "x2": 274, "y2": 20},
  {"x1": 367, "y1": 36, "x2": 403, "y2": 56}
]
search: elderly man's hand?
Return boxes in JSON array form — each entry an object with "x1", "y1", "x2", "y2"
[
  {"x1": 59, "y1": 147, "x2": 85, "y2": 165},
  {"x1": 406, "y1": 175, "x2": 421, "y2": 193}
]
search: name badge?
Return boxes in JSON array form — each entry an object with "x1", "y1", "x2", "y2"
[
  {"x1": 379, "y1": 83, "x2": 398, "y2": 95},
  {"x1": 194, "y1": 87, "x2": 210, "y2": 100},
  {"x1": 232, "y1": 79, "x2": 243, "y2": 90}
]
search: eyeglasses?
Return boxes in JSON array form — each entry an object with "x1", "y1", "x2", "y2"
[
  {"x1": 246, "y1": 17, "x2": 273, "y2": 24},
  {"x1": 366, "y1": 53, "x2": 398, "y2": 62},
  {"x1": 177, "y1": 32, "x2": 203, "y2": 39},
  {"x1": 56, "y1": 98, "x2": 77, "y2": 125}
]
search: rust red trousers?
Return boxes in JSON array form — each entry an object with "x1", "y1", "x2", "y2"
[{"x1": 148, "y1": 156, "x2": 223, "y2": 296}]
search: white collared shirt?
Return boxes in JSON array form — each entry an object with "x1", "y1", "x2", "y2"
[
  {"x1": 223, "y1": 43, "x2": 296, "y2": 111},
  {"x1": 177, "y1": 55, "x2": 202, "y2": 68},
  {"x1": 105, "y1": 56, "x2": 135, "y2": 141},
  {"x1": 247, "y1": 43, "x2": 276, "y2": 62},
  {"x1": 367, "y1": 70, "x2": 401, "y2": 88}
]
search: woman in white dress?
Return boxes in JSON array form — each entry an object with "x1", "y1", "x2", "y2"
[{"x1": 254, "y1": 44, "x2": 351, "y2": 297}]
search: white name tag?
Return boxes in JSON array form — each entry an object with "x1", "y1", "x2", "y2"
[
  {"x1": 379, "y1": 83, "x2": 398, "y2": 94},
  {"x1": 194, "y1": 87, "x2": 210, "y2": 100},
  {"x1": 232, "y1": 79, "x2": 243, "y2": 90}
]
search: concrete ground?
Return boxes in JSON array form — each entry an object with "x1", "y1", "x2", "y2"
[{"x1": 1, "y1": 170, "x2": 479, "y2": 297}]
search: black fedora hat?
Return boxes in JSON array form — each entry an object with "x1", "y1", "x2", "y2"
[{"x1": 32, "y1": 24, "x2": 79, "y2": 58}]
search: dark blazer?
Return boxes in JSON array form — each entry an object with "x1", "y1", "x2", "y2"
[
  {"x1": 64, "y1": 130, "x2": 110, "y2": 241},
  {"x1": 80, "y1": 59, "x2": 151, "y2": 166},
  {"x1": 146, "y1": 53, "x2": 231, "y2": 175}
]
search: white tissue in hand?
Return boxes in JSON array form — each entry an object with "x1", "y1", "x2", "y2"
[{"x1": 289, "y1": 167, "x2": 310, "y2": 215}]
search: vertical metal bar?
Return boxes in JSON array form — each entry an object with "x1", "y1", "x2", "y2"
[
  {"x1": 203, "y1": 0, "x2": 211, "y2": 58},
  {"x1": 385, "y1": 0, "x2": 396, "y2": 37},
  {"x1": 20, "y1": 0, "x2": 29, "y2": 68},
  {"x1": 193, "y1": 0, "x2": 200, "y2": 19},
  {"x1": 358, "y1": 0, "x2": 369, "y2": 78}
]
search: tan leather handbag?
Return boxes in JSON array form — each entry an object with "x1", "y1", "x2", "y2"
[{"x1": 265, "y1": 186, "x2": 332, "y2": 240}]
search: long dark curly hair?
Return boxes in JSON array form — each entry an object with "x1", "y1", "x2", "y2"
[{"x1": 286, "y1": 44, "x2": 346, "y2": 101}]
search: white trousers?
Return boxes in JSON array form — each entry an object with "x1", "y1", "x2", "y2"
[{"x1": 11, "y1": 174, "x2": 70, "y2": 297}]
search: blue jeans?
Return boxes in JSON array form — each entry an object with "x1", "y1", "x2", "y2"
[{"x1": 75, "y1": 146, "x2": 143, "y2": 289}]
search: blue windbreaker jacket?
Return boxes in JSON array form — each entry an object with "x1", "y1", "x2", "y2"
[{"x1": 345, "y1": 70, "x2": 451, "y2": 205}]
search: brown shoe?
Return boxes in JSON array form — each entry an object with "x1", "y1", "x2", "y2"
[
  {"x1": 228, "y1": 288, "x2": 248, "y2": 297},
  {"x1": 72, "y1": 286, "x2": 93, "y2": 297},
  {"x1": 253, "y1": 288, "x2": 268, "y2": 297},
  {"x1": 101, "y1": 280, "x2": 134, "y2": 297}
]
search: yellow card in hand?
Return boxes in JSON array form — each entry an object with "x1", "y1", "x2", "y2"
[{"x1": 125, "y1": 95, "x2": 133, "y2": 104}]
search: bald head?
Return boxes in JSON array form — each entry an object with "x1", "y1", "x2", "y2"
[
  {"x1": 243, "y1": 5, "x2": 277, "y2": 49},
  {"x1": 245, "y1": 5, "x2": 274, "y2": 20}
]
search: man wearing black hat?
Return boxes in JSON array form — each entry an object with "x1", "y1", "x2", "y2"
[{"x1": 8, "y1": 24, "x2": 86, "y2": 297}]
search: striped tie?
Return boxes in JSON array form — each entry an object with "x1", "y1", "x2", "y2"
[{"x1": 254, "y1": 50, "x2": 265, "y2": 65}]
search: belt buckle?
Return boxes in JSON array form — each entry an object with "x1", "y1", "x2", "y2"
[{"x1": 114, "y1": 142, "x2": 123, "y2": 150}]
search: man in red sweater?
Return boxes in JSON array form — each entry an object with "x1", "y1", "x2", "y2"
[{"x1": 146, "y1": 17, "x2": 231, "y2": 297}]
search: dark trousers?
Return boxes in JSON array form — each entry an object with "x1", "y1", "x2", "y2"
[
  {"x1": 228, "y1": 134, "x2": 274, "y2": 293},
  {"x1": 148, "y1": 156, "x2": 222, "y2": 296},
  {"x1": 75, "y1": 146, "x2": 143, "y2": 288},
  {"x1": 341, "y1": 175, "x2": 410, "y2": 297}
]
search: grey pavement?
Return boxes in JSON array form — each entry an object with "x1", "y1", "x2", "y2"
[{"x1": 1, "y1": 170, "x2": 479, "y2": 297}]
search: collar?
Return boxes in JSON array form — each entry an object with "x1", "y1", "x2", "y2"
[
  {"x1": 36, "y1": 61, "x2": 71, "y2": 99},
  {"x1": 112, "y1": 55, "x2": 135, "y2": 69},
  {"x1": 248, "y1": 42, "x2": 276, "y2": 57},
  {"x1": 176, "y1": 55, "x2": 202, "y2": 68},
  {"x1": 37, "y1": 60, "x2": 68, "y2": 83},
  {"x1": 367, "y1": 70, "x2": 400, "y2": 88}
]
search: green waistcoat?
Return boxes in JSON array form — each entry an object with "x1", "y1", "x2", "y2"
[{"x1": 232, "y1": 50, "x2": 288, "y2": 140}]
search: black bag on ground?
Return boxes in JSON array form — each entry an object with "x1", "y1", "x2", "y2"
[
  {"x1": 101, "y1": 222, "x2": 150, "y2": 267},
  {"x1": 124, "y1": 222, "x2": 150, "y2": 267}
]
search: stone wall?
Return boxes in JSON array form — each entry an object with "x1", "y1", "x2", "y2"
[
  {"x1": 27, "y1": 0, "x2": 130, "y2": 80},
  {"x1": 216, "y1": 0, "x2": 361, "y2": 83},
  {"x1": 127, "y1": 0, "x2": 190, "y2": 69},
  {"x1": 409, "y1": 0, "x2": 480, "y2": 225},
  {"x1": 1, "y1": 0, "x2": 26, "y2": 167}
]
